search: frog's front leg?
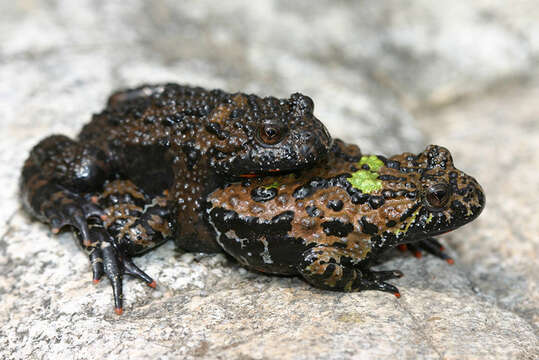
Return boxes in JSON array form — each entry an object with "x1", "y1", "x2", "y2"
[
  {"x1": 78, "y1": 224, "x2": 157, "y2": 315},
  {"x1": 21, "y1": 135, "x2": 110, "y2": 245},
  {"x1": 297, "y1": 246, "x2": 403, "y2": 296}
]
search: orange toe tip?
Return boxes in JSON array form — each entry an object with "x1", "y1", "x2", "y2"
[
  {"x1": 439, "y1": 246, "x2": 446, "y2": 251},
  {"x1": 100, "y1": 215, "x2": 108, "y2": 221},
  {"x1": 51, "y1": 228, "x2": 60, "y2": 234},
  {"x1": 397, "y1": 244, "x2": 407, "y2": 252},
  {"x1": 147, "y1": 281, "x2": 157, "y2": 288},
  {"x1": 90, "y1": 196, "x2": 99, "y2": 204},
  {"x1": 414, "y1": 252, "x2": 422, "y2": 259},
  {"x1": 114, "y1": 307, "x2": 123, "y2": 315},
  {"x1": 394, "y1": 292, "x2": 401, "y2": 299},
  {"x1": 446, "y1": 258, "x2": 455, "y2": 265},
  {"x1": 92, "y1": 279, "x2": 100, "y2": 284}
]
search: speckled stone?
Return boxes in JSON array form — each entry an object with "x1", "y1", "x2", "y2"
[{"x1": 1, "y1": 1, "x2": 537, "y2": 359}]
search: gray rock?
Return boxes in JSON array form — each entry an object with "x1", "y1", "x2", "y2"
[{"x1": 1, "y1": 1, "x2": 537, "y2": 359}]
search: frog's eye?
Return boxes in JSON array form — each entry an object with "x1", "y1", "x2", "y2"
[
  {"x1": 425, "y1": 183, "x2": 451, "y2": 210},
  {"x1": 256, "y1": 121, "x2": 286, "y2": 146}
]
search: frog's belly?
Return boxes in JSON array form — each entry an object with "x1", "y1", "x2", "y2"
[{"x1": 215, "y1": 231, "x2": 309, "y2": 275}]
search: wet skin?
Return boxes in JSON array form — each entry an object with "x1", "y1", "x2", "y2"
[
  {"x1": 207, "y1": 140, "x2": 485, "y2": 296},
  {"x1": 84, "y1": 139, "x2": 484, "y2": 312},
  {"x1": 20, "y1": 84, "x2": 484, "y2": 313},
  {"x1": 20, "y1": 84, "x2": 332, "y2": 314}
]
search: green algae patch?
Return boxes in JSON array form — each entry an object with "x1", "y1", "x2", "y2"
[
  {"x1": 348, "y1": 155, "x2": 385, "y2": 193},
  {"x1": 358, "y1": 155, "x2": 384, "y2": 172},
  {"x1": 347, "y1": 170, "x2": 382, "y2": 194}
]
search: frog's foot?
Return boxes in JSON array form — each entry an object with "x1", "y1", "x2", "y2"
[
  {"x1": 398, "y1": 238, "x2": 454, "y2": 264},
  {"x1": 82, "y1": 225, "x2": 156, "y2": 315},
  {"x1": 298, "y1": 246, "x2": 403, "y2": 297},
  {"x1": 42, "y1": 191, "x2": 105, "y2": 247},
  {"x1": 360, "y1": 269, "x2": 404, "y2": 297}
]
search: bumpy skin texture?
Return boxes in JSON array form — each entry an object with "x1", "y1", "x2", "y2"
[
  {"x1": 207, "y1": 140, "x2": 485, "y2": 295},
  {"x1": 20, "y1": 84, "x2": 332, "y2": 313}
]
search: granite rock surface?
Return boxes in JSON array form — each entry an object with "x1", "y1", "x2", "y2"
[{"x1": 0, "y1": 1, "x2": 537, "y2": 359}]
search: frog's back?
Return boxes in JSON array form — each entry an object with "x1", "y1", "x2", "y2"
[
  {"x1": 78, "y1": 84, "x2": 232, "y2": 147},
  {"x1": 207, "y1": 140, "x2": 485, "y2": 277},
  {"x1": 78, "y1": 83, "x2": 332, "y2": 177}
]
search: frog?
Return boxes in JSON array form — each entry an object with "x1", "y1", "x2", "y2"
[
  {"x1": 20, "y1": 83, "x2": 332, "y2": 314},
  {"x1": 206, "y1": 139, "x2": 485, "y2": 295}
]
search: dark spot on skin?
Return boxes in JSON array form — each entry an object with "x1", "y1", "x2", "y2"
[
  {"x1": 327, "y1": 199, "x2": 343, "y2": 211},
  {"x1": 308, "y1": 177, "x2": 327, "y2": 190},
  {"x1": 368, "y1": 196, "x2": 385, "y2": 209},
  {"x1": 332, "y1": 241, "x2": 348, "y2": 248},
  {"x1": 182, "y1": 144, "x2": 200, "y2": 169},
  {"x1": 322, "y1": 220, "x2": 353, "y2": 237},
  {"x1": 351, "y1": 193, "x2": 369, "y2": 205},
  {"x1": 144, "y1": 116, "x2": 157, "y2": 124},
  {"x1": 386, "y1": 220, "x2": 396, "y2": 227},
  {"x1": 293, "y1": 185, "x2": 312, "y2": 199},
  {"x1": 251, "y1": 187, "x2": 278, "y2": 202},
  {"x1": 206, "y1": 122, "x2": 228, "y2": 140},
  {"x1": 306, "y1": 205, "x2": 321, "y2": 217},
  {"x1": 399, "y1": 203, "x2": 421, "y2": 222},
  {"x1": 395, "y1": 190, "x2": 407, "y2": 197},
  {"x1": 399, "y1": 167, "x2": 416, "y2": 174},
  {"x1": 405, "y1": 191, "x2": 417, "y2": 200},
  {"x1": 370, "y1": 235, "x2": 382, "y2": 246},
  {"x1": 229, "y1": 108, "x2": 245, "y2": 119},
  {"x1": 360, "y1": 216, "x2": 379, "y2": 235},
  {"x1": 385, "y1": 160, "x2": 400, "y2": 169},
  {"x1": 378, "y1": 175, "x2": 399, "y2": 181},
  {"x1": 161, "y1": 116, "x2": 175, "y2": 126},
  {"x1": 271, "y1": 211, "x2": 295, "y2": 225}
]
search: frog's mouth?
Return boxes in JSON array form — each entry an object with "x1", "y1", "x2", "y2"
[{"x1": 238, "y1": 169, "x2": 283, "y2": 178}]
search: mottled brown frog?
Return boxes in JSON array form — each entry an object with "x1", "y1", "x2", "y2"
[{"x1": 207, "y1": 140, "x2": 485, "y2": 295}]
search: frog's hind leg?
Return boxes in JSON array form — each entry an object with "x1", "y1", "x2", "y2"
[
  {"x1": 20, "y1": 135, "x2": 110, "y2": 246},
  {"x1": 87, "y1": 180, "x2": 172, "y2": 314},
  {"x1": 297, "y1": 246, "x2": 403, "y2": 297}
]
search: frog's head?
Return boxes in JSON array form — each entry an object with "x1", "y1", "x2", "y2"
[
  {"x1": 209, "y1": 93, "x2": 332, "y2": 177},
  {"x1": 368, "y1": 145, "x2": 485, "y2": 244}
]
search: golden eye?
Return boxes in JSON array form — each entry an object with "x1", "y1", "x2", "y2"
[
  {"x1": 426, "y1": 183, "x2": 451, "y2": 209},
  {"x1": 257, "y1": 122, "x2": 286, "y2": 145}
]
